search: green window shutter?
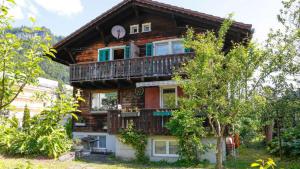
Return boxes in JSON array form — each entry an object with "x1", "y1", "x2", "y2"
[
  {"x1": 146, "y1": 43, "x2": 153, "y2": 57},
  {"x1": 98, "y1": 50, "x2": 103, "y2": 61},
  {"x1": 184, "y1": 48, "x2": 191, "y2": 53},
  {"x1": 98, "y1": 49, "x2": 110, "y2": 62},
  {"x1": 124, "y1": 46, "x2": 131, "y2": 59},
  {"x1": 105, "y1": 49, "x2": 110, "y2": 61}
]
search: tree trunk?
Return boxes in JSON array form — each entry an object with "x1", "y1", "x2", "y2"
[
  {"x1": 277, "y1": 118, "x2": 282, "y2": 160},
  {"x1": 216, "y1": 135, "x2": 223, "y2": 169},
  {"x1": 265, "y1": 120, "x2": 274, "y2": 143},
  {"x1": 215, "y1": 120, "x2": 223, "y2": 169}
]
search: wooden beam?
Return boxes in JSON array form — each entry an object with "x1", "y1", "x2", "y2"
[
  {"x1": 171, "y1": 13, "x2": 178, "y2": 27},
  {"x1": 64, "y1": 48, "x2": 76, "y2": 63},
  {"x1": 96, "y1": 26, "x2": 109, "y2": 46},
  {"x1": 133, "y1": 5, "x2": 139, "y2": 18}
]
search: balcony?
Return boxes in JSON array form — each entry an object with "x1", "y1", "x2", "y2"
[
  {"x1": 70, "y1": 53, "x2": 194, "y2": 83},
  {"x1": 107, "y1": 109, "x2": 174, "y2": 135}
]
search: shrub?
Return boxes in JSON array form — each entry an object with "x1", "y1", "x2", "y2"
[
  {"x1": 251, "y1": 158, "x2": 276, "y2": 169},
  {"x1": 65, "y1": 118, "x2": 73, "y2": 139},
  {"x1": 268, "y1": 125, "x2": 300, "y2": 158},
  {"x1": 167, "y1": 109, "x2": 206, "y2": 163},
  {"x1": 119, "y1": 122, "x2": 148, "y2": 163},
  {"x1": 0, "y1": 89, "x2": 82, "y2": 158}
]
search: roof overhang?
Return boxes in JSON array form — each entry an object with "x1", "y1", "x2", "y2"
[{"x1": 52, "y1": 0, "x2": 253, "y2": 65}]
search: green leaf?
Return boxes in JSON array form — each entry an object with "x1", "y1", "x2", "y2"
[
  {"x1": 251, "y1": 163, "x2": 260, "y2": 167},
  {"x1": 29, "y1": 17, "x2": 36, "y2": 23}
]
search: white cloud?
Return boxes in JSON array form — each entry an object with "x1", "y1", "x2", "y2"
[
  {"x1": 8, "y1": 0, "x2": 83, "y2": 20},
  {"x1": 33, "y1": 0, "x2": 83, "y2": 16},
  {"x1": 9, "y1": 0, "x2": 38, "y2": 20},
  {"x1": 9, "y1": 5, "x2": 24, "y2": 19}
]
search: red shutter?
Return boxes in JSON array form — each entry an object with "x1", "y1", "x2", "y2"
[
  {"x1": 145, "y1": 87, "x2": 160, "y2": 109},
  {"x1": 177, "y1": 87, "x2": 184, "y2": 97}
]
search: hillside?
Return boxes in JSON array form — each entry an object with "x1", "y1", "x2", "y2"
[{"x1": 10, "y1": 26, "x2": 70, "y2": 84}]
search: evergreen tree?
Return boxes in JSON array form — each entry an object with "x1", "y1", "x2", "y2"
[{"x1": 22, "y1": 105, "x2": 30, "y2": 129}]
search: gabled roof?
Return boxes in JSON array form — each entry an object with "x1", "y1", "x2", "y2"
[{"x1": 53, "y1": 0, "x2": 252, "y2": 65}]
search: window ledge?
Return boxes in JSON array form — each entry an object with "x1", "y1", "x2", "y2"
[
  {"x1": 91, "y1": 110, "x2": 109, "y2": 114},
  {"x1": 74, "y1": 123, "x2": 86, "y2": 127},
  {"x1": 153, "y1": 154, "x2": 179, "y2": 158}
]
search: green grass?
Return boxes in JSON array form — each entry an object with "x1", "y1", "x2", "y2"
[
  {"x1": 225, "y1": 145, "x2": 300, "y2": 169},
  {"x1": 0, "y1": 156, "x2": 212, "y2": 169},
  {"x1": 0, "y1": 146, "x2": 299, "y2": 169}
]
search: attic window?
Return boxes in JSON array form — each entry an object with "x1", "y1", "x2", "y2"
[
  {"x1": 142, "y1": 23, "x2": 151, "y2": 32},
  {"x1": 130, "y1": 24, "x2": 139, "y2": 34}
]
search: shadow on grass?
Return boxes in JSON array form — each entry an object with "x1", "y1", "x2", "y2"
[{"x1": 76, "y1": 156, "x2": 213, "y2": 169}]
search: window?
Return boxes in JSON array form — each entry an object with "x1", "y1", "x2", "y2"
[
  {"x1": 89, "y1": 135, "x2": 106, "y2": 149},
  {"x1": 98, "y1": 45, "x2": 130, "y2": 61},
  {"x1": 91, "y1": 92, "x2": 118, "y2": 112},
  {"x1": 160, "y1": 87, "x2": 177, "y2": 109},
  {"x1": 142, "y1": 23, "x2": 151, "y2": 32},
  {"x1": 153, "y1": 39, "x2": 184, "y2": 56},
  {"x1": 155, "y1": 42, "x2": 169, "y2": 56},
  {"x1": 172, "y1": 41, "x2": 184, "y2": 54},
  {"x1": 130, "y1": 24, "x2": 139, "y2": 34},
  {"x1": 112, "y1": 47, "x2": 125, "y2": 60},
  {"x1": 153, "y1": 140, "x2": 179, "y2": 157}
]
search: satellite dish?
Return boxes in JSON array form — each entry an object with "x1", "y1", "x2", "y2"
[{"x1": 111, "y1": 25, "x2": 126, "y2": 39}]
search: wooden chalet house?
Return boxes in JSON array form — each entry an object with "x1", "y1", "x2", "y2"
[{"x1": 53, "y1": 0, "x2": 252, "y2": 163}]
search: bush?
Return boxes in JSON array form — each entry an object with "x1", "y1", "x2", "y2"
[
  {"x1": 0, "y1": 89, "x2": 82, "y2": 158},
  {"x1": 119, "y1": 122, "x2": 148, "y2": 163},
  {"x1": 65, "y1": 118, "x2": 73, "y2": 139},
  {"x1": 268, "y1": 125, "x2": 300, "y2": 158},
  {"x1": 251, "y1": 158, "x2": 276, "y2": 169}
]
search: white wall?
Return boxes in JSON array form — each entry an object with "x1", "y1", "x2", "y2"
[
  {"x1": 73, "y1": 132, "x2": 116, "y2": 153},
  {"x1": 115, "y1": 135, "x2": 226, "y2": 163}
]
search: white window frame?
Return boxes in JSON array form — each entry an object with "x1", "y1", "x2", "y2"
[
  {"x1": 152, "y1": 38, "x2": 184, "y2": 56},
  {"x1": 130, "y1": 24, "x2": 139, "y2": 34},
  {"x1": 160, "y1": 86, "x2": 178, "y2": 109},
  {"x1": 111, "y1": 45, "x2": 126, "y2": 60},
  {"x1": 98, "y1": 45, "x2": 126, "y2": 61},
  {"x1": 91, "y1": 91, "x2": 118, "y2": 113},
  {"x1": 153, "y1": 139, "x2": 179, "y2": 157},
  {"x1": 88, "y1": 135, "x2": 107, "y2": 149},
  {"x1": 142, "y1": 23, "x2": 151, "y2": 32}
]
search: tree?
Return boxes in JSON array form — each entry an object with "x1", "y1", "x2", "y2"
[
  {"x1": 0, "y1": 0, "x2": 55, "y2": 112},
  {"x1": 0, "y1": 88, "x2": 83, "y2": 158},
  {"x1": 258, "y1": 0, "x2": 299, "y2": 158},
  {"x1": 22, "y1": 105, "x2": 30, "y2": 129},
  {"x1": 171, "y1": 15, "x2": 264, "y2": 169}
]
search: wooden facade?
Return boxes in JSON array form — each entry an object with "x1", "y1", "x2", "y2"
[{"x1": 53, "y1": 0, "x2": 252, "y2": 135}]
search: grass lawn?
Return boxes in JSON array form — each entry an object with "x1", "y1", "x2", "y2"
[
  {"x1": 225, "y1": 145, "x2": 300, "y2": 169},
  {"x1": 0, "y1": 146, "x2": 299, "y2": 169}
]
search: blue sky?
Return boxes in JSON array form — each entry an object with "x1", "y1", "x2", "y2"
[{"x1": 10, "y1": 0, "x2": 283, "y2": 42}]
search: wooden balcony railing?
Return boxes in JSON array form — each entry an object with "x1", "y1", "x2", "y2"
[
  {"x1": 107, "y1": 109, "x2": 175, "y2": 135},
  {"x1": 70, "y1": 53, "x2": 194, "y2": 82}
]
